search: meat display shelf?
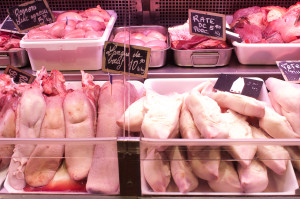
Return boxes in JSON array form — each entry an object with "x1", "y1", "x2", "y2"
[{"x1": 0, "y1": 54, "x2": 283, "y2": 81}]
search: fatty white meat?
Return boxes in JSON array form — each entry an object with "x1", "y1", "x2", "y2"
[
  {"x1": 238, "y1": 160, "x2": 269, "y2": 193},
  {"x1": 86, "y1": 80, "x2": 138, "y2": 194},
  {"x1": 265, "y1": 77, "x2": 300, "y2": 136},
  {"x1": 116, "y1": 96, "x2": 145, "y2": 132},
  {"x1": 142, "y1": 148, "x2": 171, "y2": 192},
  {"x1": 0, "y1": 96, "x2": 17, "y2": 171},
  {"x1": 167, "y1": 146, "x2": 198, "y2": 193},
  {"x1": 259, "y1": 106, "x2": 298, "y2": 138},
  {"x1": 179, "y1": 94, "x2": 202, "y2": 140},
  {"x1": 223, "y1": 110, "x2": 257, "y2": 167},
  {"x1": 24, "y1": 95, "x2": 65, "y2": 187},
  {"x1": 208, "y1": 154, "x2": 243, "y2": 192},
  {"x1": 7, "y1": 87, "x2": 46, "y2": 190},
  {"x1": 141, "y1": 90, "x2": 182, "y2": 139},
  {"x1": 63, "y1": 87, "x2": 96, "y2": 181},
  {"x1": 188, "y1": 146, "x2": 220, "y2": 181},
  {"x1": 251, "y1": 126, "x2": 289, "y2": 175},
  {"x1": 185, "y1": 87, "x2": 229, "y2": 139}
]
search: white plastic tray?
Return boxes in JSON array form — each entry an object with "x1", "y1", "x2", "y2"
[
  {"x1": 140, "y1": 78, "x2": 299, "y2": 195},
  {"x1": 20, "y1": 10, "x2": 117, "y2": 71}
]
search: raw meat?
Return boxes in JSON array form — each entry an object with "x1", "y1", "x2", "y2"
[
  {"x1": 208, "y1": 153, "x2": 242, "y2": 192},
  {"x1": 251, "y1": 126, "x2": 289, "y2": 175},
  {"x1": 116, "y1": 96, "x2": 146, "y2": 132},
  {"x1": 185, "y1": 87, "x2": 229, "y2": 139},
  {"x1": 56, "y1": 12, "x2": 84, "y2": 22},
  {"x1": 141, "y1": 90, "x2": 182, "y2": 139},
  {"x1": 7, "y1": 87, "x2": 46, "y2": 190},
  {"x1": 167, "y1": 146, "x2": 198, "y2": 193},
  {"x1": 265, "y1": 77, "x2": 300, "y2": 136},
  {"x1": 222, "y1": 110, "x2": 257, "y2": 167},
  {"x1": 142, "y1": 148, "x2": 171, "y2": 192},
  {"x1": 86, "y1": 80, "x2": 138, "y2": 194},
  {"x1": 188, "y1": 146, "x2": 220, "y2": 181},
  {"x1": 25, "y1": 70, "x2": 67, "y2": 187},
  {"x1": 259, "y1": 106, "x2": 298, "y2": 138},
  {"x1": 237, "y1": 160, "x2": 268, "y2": 193},
  {"x1": 0, "y1": 95, "x2": 17, "y2": 170},
  {"x1": 179, "y1": 94, "x2": 201, "y2": 140},
  {"x1": 63, "y1": 72, "x2": 98, "y2": 181}
]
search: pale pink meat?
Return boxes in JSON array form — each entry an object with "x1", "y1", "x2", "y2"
[
  {"x1": 251, "y1": 126, "x2": 290, "y2": 175},
  {"x1": 86, "y1": 80, "x2": 138, "y2": 194},
  {"x1": 145, "y1": 40, "x2": 167, "y2": 50},
  {"x1": 63, "y1": 72, "x2": 98, "y2": 181},
  {"x1": 188, "y1": 146, "x2": 220, "y2": 181},
  {"x1": 265, "y1": 77, "x2": 300, "y2": 136},
  {"x1": 146, "y1": 30, "x2": 167, "y2": 41},
  {"x1": 7, "y1": 87, "x2": 46, "y2": 190},
  {"x1": 141, "y1": 90, "x2": 182, "y2": 139},
  {"x1": 76, "y1": 20, "x2": 106, "y2": 32},
  {"x1": 49, "y1": 21, "x2": 67, "y2": 38},
  {"x1": 24, "y1": 70, "x2": 67, "y2": 188},
  {"x1": 142, "y1": 148, "x2": 171, "y2": 192},
  {"x1": 238, "y1": 160, "x2": 269, "y2": 193},
  {"x1": 82, "y1": 5, "x2": 111, "y2": 22},
  {"x1": 63, "y1": 29, "x2": 86, "y2": 39},
  {"x1": 208, "y1": 154, "x2": 243, "y2": 192},
  {"x1": 85, "y1": 30, "x2": 104, "y2": 38},
  {"x1": 185, "y1": 86, "x2": 229, "y2": 139},
  {"x1": 56, "y1": 11, "x2": 84, "y2": 22},
  {"x1": 222, "y1": 110, "x2": 257, "y2": 167},
  {"x1": 167, "y1": 146, "x2": 198, "y2": 193}
]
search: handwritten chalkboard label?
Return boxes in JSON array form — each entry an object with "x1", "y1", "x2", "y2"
[
  {"x1": 214, "y1": 74, "x2": 263, "y2": 98},
  {"x1": 189, "y1": 9, "x2": 226, "y2": 41},
  {"x1": 4, "y1": 65, "x2": 35, "y2": 84},
  {"x1": 7, "y1": 0, "x2": 55, "y2": 32},
  {"x1": 102, "y1": 41, "x2": 151, "y2": 78},
  {"x1": 276, "y1": 61, "x2": 300, "y2": 83},
  {"x1": 0, "y1": 16, "x2": 21, "y2": 34}
]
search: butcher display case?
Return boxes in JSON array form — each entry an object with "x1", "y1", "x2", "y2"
[{"x1": 0, "y1": 0, "x2": 300, "y2": 198}]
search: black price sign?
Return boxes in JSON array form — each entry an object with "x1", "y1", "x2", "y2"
[
  {"x1": 4, "y1": 65, "x2": 35, "y2": 84},
  {"x1": 0, "y1": 16, "x2": 20, "y2": 34},
  {"x1": 7, "y1": 0, "x2": 55, "y2": 32},
  {"x1": 102, "y1": 41, "x2": 151, "y2": 78},
  {"x1": 214, "y1": 74, "x2": 263, "y2": 99},
  {"x1": 189, "y1": 9, "x2": 226, "y2": 41},
  {"x1": 276, "y1": 61, "x2": 300, "y2": 83}
]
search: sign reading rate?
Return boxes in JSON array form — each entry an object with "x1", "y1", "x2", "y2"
[
  {"x1": 189, "y1": 9, "x2": 226, "y2": 41},
  {"x1": 276, "y1": 61, "x2": 300, "y2": 83},
  {"x1": 4, "y1": 65, "x2": 35, "y2": 84},
  {"x1": 7, "y1": 0, "x2": 55, "y2": 32},
  {"x1": 214, "y1": 74, "x2": 263, "y2": 99},
  {"x1": 102, "y1": 41, "x2": 151, "y2": 78}
]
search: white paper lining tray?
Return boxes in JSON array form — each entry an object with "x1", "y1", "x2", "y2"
[
  {"x1": 226, "y1": 15, "x2": 300, "y2": 65},
  {"x1": 141, "y1": 78, "x2": 299, "y2": 195},
  {"x1": 20, "y1": 10, "x2": 117, "y2": 71}
]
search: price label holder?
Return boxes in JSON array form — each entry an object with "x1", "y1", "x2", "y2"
[
  {"x1": 102, "y1": 41, "x2": 151, "y2": 78},
  {"x1": 0, "y1": 16, "x2": 26, "y2": 35},
  {"x1": 4, "y1": 65, "x2": 35, "y2": 84},
  {"x1": 214, "y1": 74, "x2": 263, "y2": 99},
  {"x1": 188, "y1": 9, "x2": 226, "y2": 41},
  {"x1": 7, "y1": 0, "x2": 55, "y2": 33},
  {"x1": 276, "y1": 61, "x2": 300, "y2": 83}
]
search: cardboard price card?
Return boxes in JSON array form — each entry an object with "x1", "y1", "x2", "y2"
[
  {"x1": 189, "y1": 9, "x2": 226, "y2": 41},
  {"x1": 7, "y1": 0, "x2": 55, "y2": 32},
  {"x1": 276, "y1": 61, "x2": 300, "y2": 83},
  {"x1": 214, "y1": 74, "x2": 263, "y2": 99},
  {"x1": 102, "y1": 41, "x2": 151, "y2": 78}
]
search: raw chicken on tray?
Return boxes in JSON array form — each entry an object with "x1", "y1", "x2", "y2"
[
  {"x1": 230, "y1": 2, "x2": 300, "y2": 43},
  {"x1": 0, "y1": 67, "x2": 141, "y2": 194},
  {"x1": 118, "y1": 78, "x2": 300, "y2": 194}
]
